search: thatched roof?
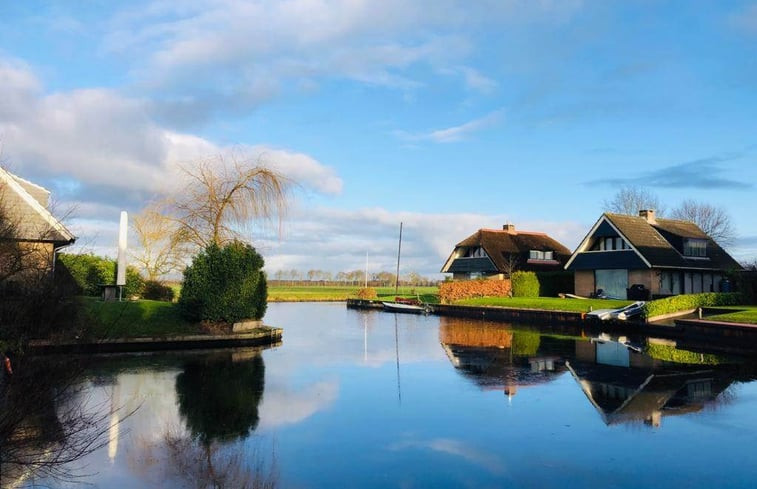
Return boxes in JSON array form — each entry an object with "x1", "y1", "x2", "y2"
[{"x1": 442, "y1": 227, "x2": 571, "y2": 274}]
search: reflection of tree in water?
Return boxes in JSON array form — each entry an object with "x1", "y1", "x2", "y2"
[
  {"x1": 130, "y1": 350, "x2": 274, "y2": 488},
  {"x1": 133, "y1": 427, "x2": 277, "y2": 489},
  {"x1": 176, "y1": 351, "x2": 265, "y2": 444},
  {"x1": 0, "y1": 356, "x2": 120, "y2": 486}
]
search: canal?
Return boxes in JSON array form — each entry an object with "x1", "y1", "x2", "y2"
[{"x1": 8, "y1": 302, "x2": 757, "y2": 488}]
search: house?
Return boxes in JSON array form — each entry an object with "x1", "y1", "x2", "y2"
[
  {"x1": 0, "y1": 167, "x2": 76, "y2": 282},
  {"x1": 565, "y1": 210, "x2": 741, "y2": 299},
  {"x1": 440, "y1": 224, "x2": 572, "y2": 280}
]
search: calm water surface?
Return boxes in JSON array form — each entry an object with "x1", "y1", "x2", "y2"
[{"x1": 17, "y1": 303, "x2": 757, "y2": 488}]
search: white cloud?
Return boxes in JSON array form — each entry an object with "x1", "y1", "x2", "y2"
[
  {"x1": 0, "y1": 59, "x2": 341, "y2": 203},
  {"x1": 395, "y1": 110, "x2": 503, "y2": 144},
  {"x1": 260, "y1": 206, "x2": 586, "y2": 277},
  {"x1": 257, "y1": 379, "x2": 339, "y2": 430}
]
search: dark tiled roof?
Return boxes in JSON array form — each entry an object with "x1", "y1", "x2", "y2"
[
  {"x1": 603, "y1": 213, "x2": 741, "y2": 271},
  {"x1": 444, "y1": 228, "x2": 571, "y2": 273}
]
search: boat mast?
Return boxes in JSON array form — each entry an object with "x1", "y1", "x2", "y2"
[{"x1": 394, "y1": 222, "x2": 403, "y2": 294}]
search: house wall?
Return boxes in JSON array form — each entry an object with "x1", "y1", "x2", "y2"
[
  {"x1": 628, "y1": 270, "x2": 655, "y2": 294},
  {"x1": 574, "y1": 270, "x2": 595, "y2": 297}
]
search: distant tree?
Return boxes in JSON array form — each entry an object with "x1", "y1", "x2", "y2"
[
  {"x1": 165, "y1": 155, "x2": 292, "y2": 248},
  {"x1": 131, "y1": 207, "x2": 189, "y2": 281},
  {"x1": 603, "y1": 186, "x2": 666, "y2": 216},
  {"x1": 670, "y1": 199, "x2": 736, "y2": 246}
]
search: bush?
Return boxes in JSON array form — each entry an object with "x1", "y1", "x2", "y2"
[
  {"x1": 179, "y1": 241, "x2": 268, "y2": 323},
  {"x1": 439, "y1": 279, "x2": 512, "y2": 303},
  {"x1": 644, "y1": 292, "x2": 743, "y2": 318},
  {"x1": 356, "y1": 287, "x2": 377, "y2": 300},
  {"x1": 58, "y1": 253, "x2": 144, "y2": 297},
  {"x1": 511, "y1": 271, "x2": 540, "y2": 297},
  {"x1": 142, "y1": 280, "x2": 175, "y2": 302}
]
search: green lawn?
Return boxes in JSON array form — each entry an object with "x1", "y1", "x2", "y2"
[
  {"x1": 80, "y1": 297, "x2": 202, "y2": 338},
  {"x1": 267, "y1": 285, "x2": 439, "y2": 303},
  {"x1": 706, "y1": 306, "x2": 757, "y2": 324},
  {"x1": 455, "y1": 296, "x2": 632, "y2": 313}
]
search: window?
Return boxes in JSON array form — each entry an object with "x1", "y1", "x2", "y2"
[
  {"x1": 590, "y1": 236, "x2": 629, "y2": 251},
  {"x1": 683, "y1": 239, "x2": 707, "y2": 257},
  {"x1": 529, "y1": 250, "x2": 554, "y2": 260},
  {"x1": 465, "y1": 247, "x2": 487, "y2": 258}
]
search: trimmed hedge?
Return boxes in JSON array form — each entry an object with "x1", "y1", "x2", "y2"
[
  {"x1": 356, "y1": 287, "x2": 377, "y2": 300},
  {"x1": 179, "y1": 241, "x2": 267, "y2": 323},
  {"x1": 142, "y1": 280, "x2": 175, "y2": 302},
  {"x1": 644, "y1": 292, "x2": 743, "y2": 318},
  {"x1": 511, "y1": 271, "x2": 539, "y2": 298},
  {"x1": 58, "y1": 253, "x2": 144, "y2": 297},
  {"x1": 439, "y1": 279, "x2": 512, "y2": 303}
]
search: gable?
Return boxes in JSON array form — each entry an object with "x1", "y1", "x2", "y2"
[{"x1": 0, "y1": 168, "x2": 75, "y2": 245}]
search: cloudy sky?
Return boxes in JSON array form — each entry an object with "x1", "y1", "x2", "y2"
[{"x1": 2, "y1": 0, "x2": 756, "y2": 277}]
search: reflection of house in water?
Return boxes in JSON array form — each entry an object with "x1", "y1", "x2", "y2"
[
  {"x1": 567, "y1": 335, "x2": 734, "y2": 427},
  {"x1": 439, "y1": 317, "x2": 567, "y2": 399}
]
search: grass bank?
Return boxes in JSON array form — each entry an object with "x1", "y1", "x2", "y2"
[
  {"x1": 706, "y1": 306, "x2": 757, "y2": 324},
  {"x1": 80, "y1": 297, "x2": 203, "y2": 338},
  {"x1": 267, "y1": 285, "x2": 439, "y2": 303},
  {"x1": 455, "y1": 296, "x2": 632, "y2": 313}
]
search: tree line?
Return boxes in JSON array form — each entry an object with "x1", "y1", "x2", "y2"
[{"x1": 270, "y1": 269, "x2": 438, "y2": 287}]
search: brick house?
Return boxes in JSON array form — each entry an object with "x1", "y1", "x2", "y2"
[{"x1": 565, "y1": 210, "x2": 741, "y2": 299}]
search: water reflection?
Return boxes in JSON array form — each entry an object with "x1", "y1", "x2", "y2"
[
  {"x1": 439, "y1": 317, "x2": 567, "y2": 399},
  {"x1": 176, "y1": 350, "x2": 265, "y2": 444},
  {"x1": 438, "y1": 316, "x2": 752, "y2": 428},
  {"x1": 567, "y1": 335, "x2": 737, "y2": 427}
]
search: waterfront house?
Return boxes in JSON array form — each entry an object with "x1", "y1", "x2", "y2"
[
  {"x1": 0, "y1": 167, "x2": 76, "y2": 282},
  {"x1": 565, "y1": 210, "x2": 741, "y2": 299},
  {"x1": 440, "y1": 224, "x2": 571, "y2": 280}
]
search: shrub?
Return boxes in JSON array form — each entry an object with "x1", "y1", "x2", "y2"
[
  {"x1": 439, "y1": 279, "x2": 512, "y2": 303},
  {"x1": 511, "y1": 271, "x2": 540, "y2": 297},
  {"x1": 58, "y1": 253, "x2": 143, "y2": 297},
  {"x1": 356, "y1": 287, "x2": 377, "y2": 300},
  {"x1": 644, "y1": 292, "x2": 743, "y2": 319},
  {"x1": 179, "y1": 241, "x2": 267, "y2": 323},
  {"x1": 142, "y1": 280, "x2": 176, "y2": 302}
]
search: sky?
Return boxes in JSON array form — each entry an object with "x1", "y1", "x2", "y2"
[{"x1": 1, "y1": 0, "x2": 756, "y2": 278}]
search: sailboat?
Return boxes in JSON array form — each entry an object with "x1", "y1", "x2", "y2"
[{"x1": 381, "y1": 222, "x2": 431, "y2": 314}]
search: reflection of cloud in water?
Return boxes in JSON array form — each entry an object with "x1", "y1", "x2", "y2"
[
  {"x1": 390, "y1": 438, "x2": 506, "y2": 475},
  {"x1": 258, "y1": 379, "x2": 339, "y2": 430}
]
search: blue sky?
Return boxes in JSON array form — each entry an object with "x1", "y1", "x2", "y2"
[{"x1": 1, "y1": 0, "x2": 756, "y2": 277}]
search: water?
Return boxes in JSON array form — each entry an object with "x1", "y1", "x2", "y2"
[{"x1": 9, "y1": 302, "x2": 757, "y2": 488}]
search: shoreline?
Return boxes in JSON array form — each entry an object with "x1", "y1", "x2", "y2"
[{"x1": 27, "y1": 326, "x2": 283, "y2": 354}]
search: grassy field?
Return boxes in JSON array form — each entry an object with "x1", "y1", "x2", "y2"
[
  {"x1": 80, "y1": 297, "x2": 202, "y2": 338},
  {"x1": 456, "y1": 296, "x2": 632, "y2": 313},
  {"x1": 706, "y1": 306, "x2": 757, "y2": 324},
  {"x1": 267, "y1": 285, "x2": 439, "y2": 303}
]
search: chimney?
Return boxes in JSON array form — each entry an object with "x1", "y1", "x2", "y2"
[
  {"x1": 503, "y1": 223, "x2": 516, "y2": 233},
  {"x1": 639, "y1": 209, "x2": 656, "y2": 224}
]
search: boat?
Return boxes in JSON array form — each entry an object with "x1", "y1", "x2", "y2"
[
  {"x1": 382, "y1": 301, "x2": 430, "y2": 314},
  {"x1": 586, "y1": 301, "x2": 646, "y2": 321}
]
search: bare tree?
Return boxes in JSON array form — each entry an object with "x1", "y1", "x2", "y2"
[
  {"x1": 500, "y1": 253, "x2": 519, "y2": 278},
  {"x1": 164, "y1": 155, "x2": 292, "y2": 249},
  {"x1": 603, "y1": 186, "x2": 666, "y2": 216},
  {"x1": 671, "y1": 199, "x2": 737, "y2": 246},
  {"x1": 131, "y1": 206, "x2": 189, "y2": 281}
]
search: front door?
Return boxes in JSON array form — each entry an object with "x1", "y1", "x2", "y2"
[{"x1": 595, "y1": 269, "x2": 628, "y2": 299}]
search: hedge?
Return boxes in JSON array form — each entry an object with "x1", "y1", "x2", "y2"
[
  {"x1": 511, "y1": 271, "x2": 539, "y2": 298},
  {"x1": 142, "y1": 280, "x2": 175, "y2": 302},
  {"x1": 179, "y1": 241, "x2": 267, "y2": 323},
  {"x1": 644, "y1": 292, "x2": 743, "y2": 319},
  {"x1": 439, "y1": 279, "x2": 512, "y2": 303},
  {"x1": 58, "y1": 253, "x2": 144, "y2": 297}
]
